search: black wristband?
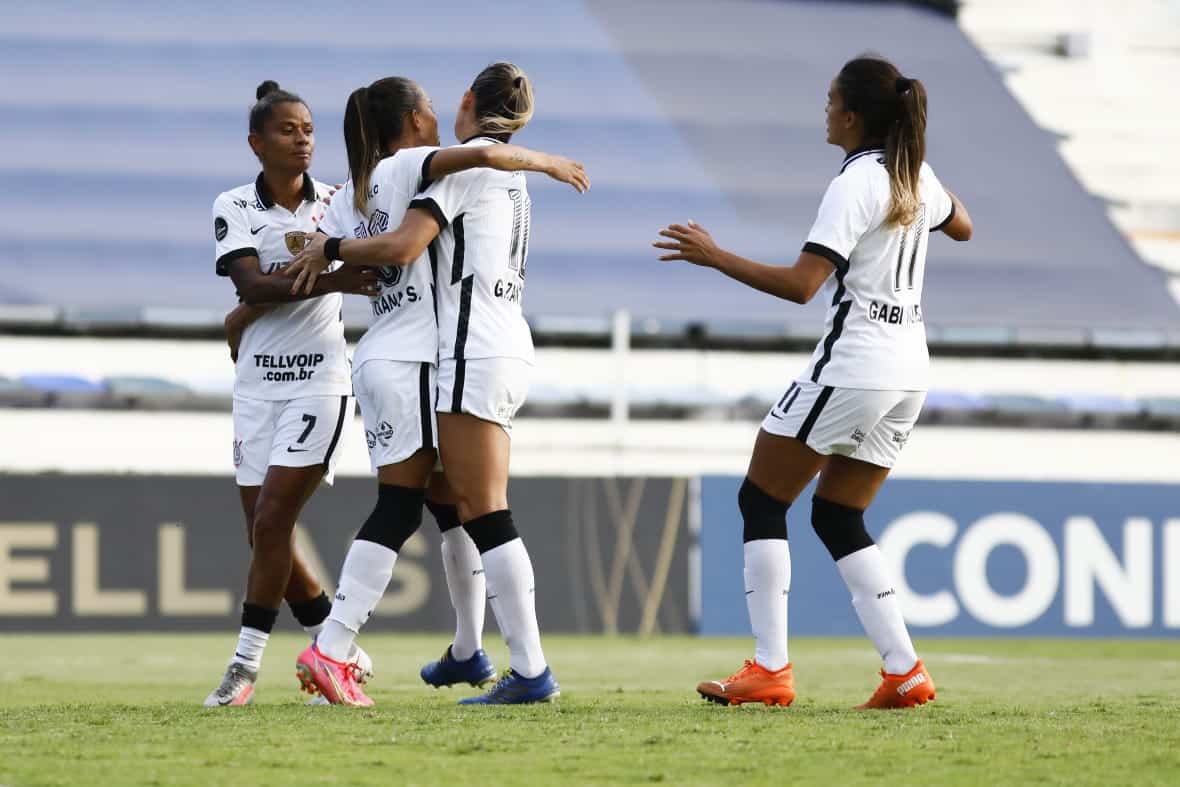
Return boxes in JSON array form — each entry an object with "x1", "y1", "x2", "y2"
[{"x1": 324, "y1": 237, "x2": 343, "y2": 262}]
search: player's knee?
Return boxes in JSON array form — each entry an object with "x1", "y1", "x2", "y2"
[
  {"x1": 455, "y1": 492, "x2": 507, "y2": 526},
  {"x1": 356, "y1": 484, "x2": 426, "y2": 552},
  {"x1": 250, "y1": 503, "x2": 294, "y2": 550},
  {"x1": 425, "y1": 498, "x2": 462, "y2": 533},
  {"x1": 461, "y1": 509, "x2": 518, "y2": 554},
  {"x1": 810, "y1": 495, "x2": 874, "y2": 561},
  {"x1": 738, "y1": 477, "x2": 789, "y2": 542}
]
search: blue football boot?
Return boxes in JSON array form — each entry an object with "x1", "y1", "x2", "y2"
[
  {"x1": 420, "y1": 646, "x2": 497, "y2": 688},
  {"x1": 458, "y1": 667, "x2": 560, "y2": 705}
]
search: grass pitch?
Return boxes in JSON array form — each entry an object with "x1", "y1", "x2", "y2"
[{"x1": 1, "y1": 635, "x2": 1177, "y2": 786}]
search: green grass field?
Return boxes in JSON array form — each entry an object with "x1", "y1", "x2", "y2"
[{"x1": 1, "y1": 634, "x2": 1178, "y2": 786}]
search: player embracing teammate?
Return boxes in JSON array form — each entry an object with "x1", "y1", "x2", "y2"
[
  {"x1": 287, "y1": 63, "x2": 588, "y2": 705},
  {"x1": 654, "y1": 55, "x2": 972, "y2": 709}
]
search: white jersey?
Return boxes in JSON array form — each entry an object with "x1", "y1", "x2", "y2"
[
  {"x1": 410, "y1": 137, "x2": 534, "y2": 364},
  {"x1": 213, "y1": 173, "x2": 351, "y2": 401},
  {"x1": 319, "y1": 147, "x2": 440, "y2": 369},
  {"x1": 799, "y1": 148, "x2": 954, "y2": 391}
]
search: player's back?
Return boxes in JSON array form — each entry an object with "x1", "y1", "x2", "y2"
[
  {"x1": 801, "y1": 149, "x2": 953, "y2": 391},
  {"x1": 412, "y1": 138, "x2": 533, "y2": 364},
  {"x1": 319, "y1": 147, "x2": 441, "y2": 367}
]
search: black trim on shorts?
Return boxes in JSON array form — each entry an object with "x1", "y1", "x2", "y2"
[
  {"x1": 215, "y1": 247, "x2": 258, "y2": 277},
  {"x1": 409, "y1": 197, "x2": 448, "y2": 230},
  {"x1": 321, "y1": 396, "x2": 349, "y2": 468},
  {"x1": 418, "y1": 362, "x2": 433, "y2": 450},
  {"x1": 450, "y1": 359, "x2": 467, "y2": 414},
  {"x1": 782, "y1": 385, "x2": 802, "y2": 415},
  {"x1": 801, "y1": 242, "x2": 848, "y2": 276},
  {"x1": 795, "y1": 385, "x2": 834, "y2": 444},
  {"x1": 931, "y1": 197, "x2": 956, "y2": 233}
]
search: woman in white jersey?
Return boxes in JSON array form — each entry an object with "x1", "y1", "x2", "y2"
[
  {"x1": 288, "y1": 62, "x2": 583, "y2": 705},
  {"x1": 654, "y1": 56, "x2": 972, "y2": 709},
  {"x1": 203, "y1": 81, "x2": 383, "y2": 707},
  {"x1": 284, "y1": 75, "x2": 586, "y2": 705}
]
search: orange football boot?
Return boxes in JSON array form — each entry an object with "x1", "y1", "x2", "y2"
[
  {"x1": 696, "y1": 660, "x2": 795, "y2": 707},
  {"x1": 857, "y1": 660, "x2": 936, "y2": 709}
]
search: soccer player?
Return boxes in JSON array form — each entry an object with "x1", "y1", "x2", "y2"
[
  {"x1": 288, "y1": 62, "x2": 586, "y2": 704},
  {"x1": 653, "y1": 56, "x2": 972, "y2": 709},
  {"x1": 287, "y1": 75, "x2": 587, "y2": 705},
  {"x1": 203, "y1": 81, "x2": 380, "y2": 707}
]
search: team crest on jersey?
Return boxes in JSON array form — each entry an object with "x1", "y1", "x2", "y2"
[
  {"x1": 284, "y1": 231, "x2": 307, "y2": 255},
  {"x1": 377, "y1": 266, "x2": 402, "y2": 287}
]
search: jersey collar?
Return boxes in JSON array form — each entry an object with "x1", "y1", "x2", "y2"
[
  {"x1": 461, "y1": 134, "x2": 506, "y2": 145},
  {"x1": 840, "y1": 146, "x2": 885, "y2": 173},
  {"x1": 254, "y1": 172, "x2": 317, "y2": 209}
]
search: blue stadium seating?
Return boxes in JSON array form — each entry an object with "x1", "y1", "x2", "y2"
[{"x1": 4, "y1": 0, "x2": 1179, "y2": 337}]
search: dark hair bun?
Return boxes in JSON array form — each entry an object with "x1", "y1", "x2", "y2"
[{"x1": 256, "y1": 80, "x2": 280, "y2": 101}]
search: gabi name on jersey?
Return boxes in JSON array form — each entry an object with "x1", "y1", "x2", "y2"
[{"x1": 868, "y1": 301, "x2": 924, "y2": 327}]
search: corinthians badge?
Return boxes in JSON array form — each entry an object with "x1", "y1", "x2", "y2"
[{"x1": 284, "y1": 230, "x2": 307, "y2": 255}]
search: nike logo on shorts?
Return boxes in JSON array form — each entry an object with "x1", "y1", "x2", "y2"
[{"x1": 286, "y1": 447, "x2": 309, "y2": 453}]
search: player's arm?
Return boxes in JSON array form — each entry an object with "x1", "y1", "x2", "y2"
[
  {"x1": 286, "y1": 211, "x2": 440, "y2": 295},
  {"x1": 653, "y1": 221, "x2": 833, "y2": 304},
  {"x1": 935, "y1": 190, "x2": 972, "y2": 241},
  {"x1": 229, "y1": 255, "x2": 379, "y2": 305},
  {"x1": 224, "y1": 303, "x2": 270, "y2": 362},
  {"x1": 426, "y1": 145, "x2": 589, "y2": 193}
]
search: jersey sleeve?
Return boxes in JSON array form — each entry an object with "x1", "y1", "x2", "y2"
[
  {"x1": 924, "y1": 164, "x2": 955, "y2": 232},
  {"x1": 212, "y1": 193, "x2": 257, "y2": 276},
  {"x1": 317, "y1": 182, "x2": 352, "y2": 238},
  {"x1": 407, "y1": 167, "x2": 482, "y2": 230},
  {"x1": 389, "y1": 146, "x2": 438, "y2": 197},
  {"x1": 801, "y1": 173, "x2": 874, "y2": 274}
]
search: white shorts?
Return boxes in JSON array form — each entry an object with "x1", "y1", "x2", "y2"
[
  {"x1": 761, "y1": 381, "x2": 925, "y2": 469},
  {"x1": 437, "y1": 357, "x2": 530, "y2": 431},
  {"x1": 232, "y1": 394, "x2": 353, "y2": 486},
  {"x1": 353, "y1": 359, "x2": 437, "y2": 472}
]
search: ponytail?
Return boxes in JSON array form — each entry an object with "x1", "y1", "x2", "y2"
[
  {"x1": 342, "y1": 77, "x2": 424, "y2": 214},
  {"x1": 836, "y1": 57, "x2": 928, "y2": 227},
  {"x1": 344, "y1": 86, "x2": 378, "y2": 213},
  {"x1": 470, "y1": 62, "x2": 534, "y2": 141},
  {"x1": 884, "y1": 77, "x2": 926, "y2": 227}
]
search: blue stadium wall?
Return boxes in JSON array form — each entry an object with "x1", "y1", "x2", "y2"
[{"x1": 700, "y1": 478, "x2": 1180, "y2": 637}]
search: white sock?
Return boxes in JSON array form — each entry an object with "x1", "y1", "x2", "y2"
[
  {"x1": 441, "y1": 528, "x2": 486, "y2": 661},
  {"x1": 319, "y1": 540, "x2": 398, "y2": 662},
  {"x1": 836, "y1": 545, "x2": 918, "y2": 675},
  {"x1": 481, "y1": 538, "x2": 546, "y2": 678},
  {"x1": 744, "y1": 539, "x2": 791, "y2": 672},
  {"x1": 232, "y1": 627, "x2": 269, "y2": 672},
  {"x1": 302, "y1": 622, "x2": 325, "y2": 639}
]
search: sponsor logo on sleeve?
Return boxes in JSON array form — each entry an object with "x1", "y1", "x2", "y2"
[{"x1": 215, "y1": 217, "x2": 228, "y2": 242}]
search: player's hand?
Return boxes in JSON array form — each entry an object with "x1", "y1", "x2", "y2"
[
  {"x1": 322, "y1": 183, "x2": 344, "y2": 206},
  {"x1": 286, "y1": 234, "x2": 331, "y2": 295},
  {"x1": 320, "y1": 266, "x2": 381, "y2": 297},
  {"x1": 652, "y1": 220, "x2": 720, "y2": 267},
  {"x1": 543, "y1": 155, "x2": 590, "y2": 193},
  {"x1": 224, "y1": 310, "x2": 244, "y2": 363}
]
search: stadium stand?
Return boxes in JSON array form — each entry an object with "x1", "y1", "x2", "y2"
[{"x1": 3, "y1": 0, "x2": 1179, "y2": 345}]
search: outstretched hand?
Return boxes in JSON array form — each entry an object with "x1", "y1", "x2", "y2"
[
  {"x1": 285, "y1": 233, "x2": 331, "y2": 295},
  {"x1": 652, "y1": 221, "x2": 721, "y2": 267},
  {"x1": 544, "y1": 155, "x2": 591, "y2": 193}
]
